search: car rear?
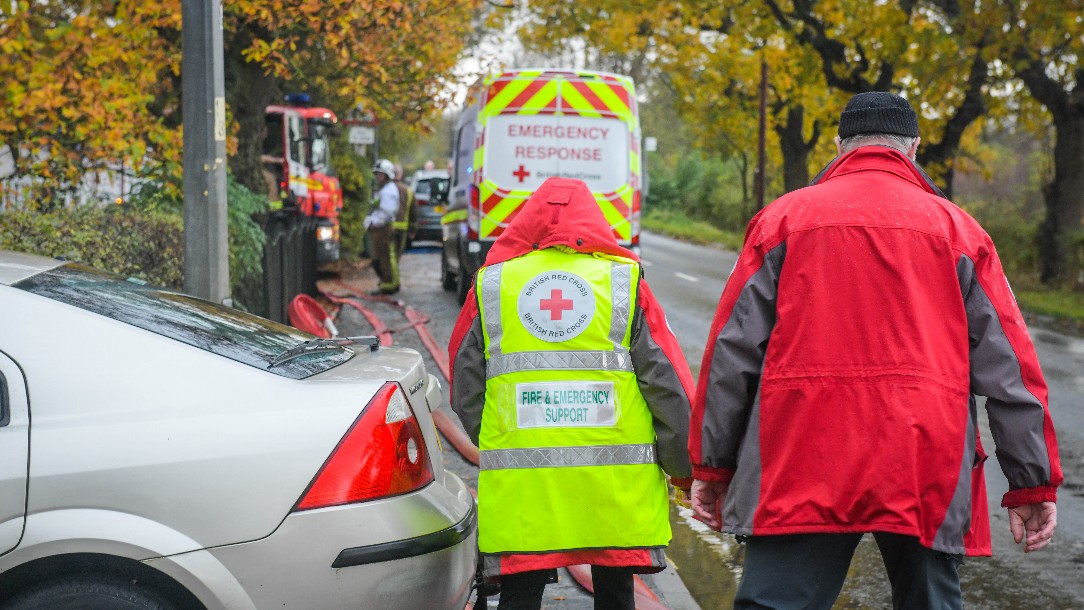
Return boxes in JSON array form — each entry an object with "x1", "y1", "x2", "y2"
[
  {"x1": 0, "y1": 254, "x2": 475, "y2": 609},
  {"x1": 411, "y1": 169, "x2": 450, "y2": 243},
  {"x1": 147, "y1": 361, "x2": 477, "y2": 609}
]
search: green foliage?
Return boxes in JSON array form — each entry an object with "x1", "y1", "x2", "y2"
[
  {"x1": 124, "y1": 174, "x2": 269, "y2": 301},
  {"x1": 646, "y1": 151, "x2": 753, "y2": 233},
  {"x1": 225, "y1": 177, "x2": 269, "y2": 303},
  {"x1": 641, "y1": 207, "x2": 744, "y2": 252},
  {"x1": 0, "y1": 205, "x2": 184, "y2": 288},
  {"x1": 331, "y1": 136, "x2": 370, "y2": 261}
]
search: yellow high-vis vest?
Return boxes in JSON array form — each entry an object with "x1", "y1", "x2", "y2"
[{"x1": 476, "y1": 247, "x2": 671, "y2": 553}]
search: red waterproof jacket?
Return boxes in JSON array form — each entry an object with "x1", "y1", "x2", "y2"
[
  {"x1": 450, "y1": 177, "x2": 694, "y2": 575},
  {"x1": 690, "y1": 147, "x2": 1062, "y2": 556}
]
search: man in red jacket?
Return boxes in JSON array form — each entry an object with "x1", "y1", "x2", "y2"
[{"x1": 689, "y1": 92, "x2": 1062, "y2": 609}]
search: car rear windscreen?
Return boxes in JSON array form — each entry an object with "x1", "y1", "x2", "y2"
[{"x1": 15, "y1": 264, "x2": 353, "y2": 379}]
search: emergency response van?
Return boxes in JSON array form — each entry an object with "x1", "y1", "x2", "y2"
[{"x1": 441, "y1": 69, "x2": 644, "y2": 303}]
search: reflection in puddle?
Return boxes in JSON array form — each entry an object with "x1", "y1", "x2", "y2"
[{"x1": 666, "y1": 503, "x2": 1082, "y2": 609}]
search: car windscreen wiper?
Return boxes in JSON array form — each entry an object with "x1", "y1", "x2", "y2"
[{"x1": 268, "y1": 336, "x2": 380, "y2": 368}]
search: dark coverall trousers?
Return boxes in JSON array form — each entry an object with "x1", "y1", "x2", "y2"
[
  {"x1": 368, "y1": 224, "x2": 399, "y2": 292},
  {"x1": 498, "y1": 566, "x2": 635, "y2": 610},
  {"x1": 734, "y1": 533, "x2": 963, "y2": 610}
]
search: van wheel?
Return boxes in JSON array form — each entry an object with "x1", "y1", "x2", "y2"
[
  {"x1": 2, "y1": 574, "x2": 180, "y2": 610},
  {"x1": 441, "y1": 253, "x2": 456, "y2": 291},
  {"x1": 455, "y1": 262, "x2": 470, "y2": 305}
]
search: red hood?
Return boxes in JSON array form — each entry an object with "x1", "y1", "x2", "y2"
[{"x1": 484, "y1": 178, "x2": 637, "y2": 266}]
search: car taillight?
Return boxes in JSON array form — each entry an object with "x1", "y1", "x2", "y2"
[{"x1": 294, "y1": 383, "x2": 433, "y2": 511}]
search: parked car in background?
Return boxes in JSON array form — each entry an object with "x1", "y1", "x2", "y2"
[
  {"x1": 409, "y1": 169, "x2": 451, "y2": 245},
  {"x1": 0, "y1": 250, "x2": 476, "y2": 609}
]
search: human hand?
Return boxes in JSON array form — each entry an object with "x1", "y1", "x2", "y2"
[
  {"x1": 1008, "y1": 501, "x2": 1057, "y2": 553},
  {"x1": 690, "y1": 479, "x2": 728, "y2": 531}
]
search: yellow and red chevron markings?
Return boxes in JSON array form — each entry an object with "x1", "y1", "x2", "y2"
[{"x1": 472, "y1": 70, "x2": 641, "y2": 243}]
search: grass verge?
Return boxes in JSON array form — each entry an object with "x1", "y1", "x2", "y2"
[
  {"x1": 1016, "y1": 289, "x2": 1084, "y2": 336},
  {"x1": 642, "y1": 208, "x2": 744, "y2": 251}
]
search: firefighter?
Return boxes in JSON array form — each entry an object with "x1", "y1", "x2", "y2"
[
  {"x1": 392, "y1": 163, "x2": 415, "y2": 257},
  {"x1": 364, "y1": 158, "x2": 400, "y2": 295},
  {"x1": 448, "y1": 177, "x2": 693, "y2": 609}
]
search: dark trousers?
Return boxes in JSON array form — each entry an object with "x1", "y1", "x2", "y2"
[
  {"x1": 498, "y1": 566, "x2": 635, "y2": 610},
  {"x1": 734, "y1": 533, "x2": 963, "y2": 610}
]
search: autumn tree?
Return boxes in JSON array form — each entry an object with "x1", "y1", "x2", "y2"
[
  {"x1": 223, "y1": 0, "x2": 482, "y2": 196},
  {"x1": 1, "y1": 0, "x2": 482, "y2": 209},
  {"x1": 0, "y1": 1, "x2": 181, "y2": 209},
  {"x1": 762, "y1": 0, "x2": 1002, "y2": 198},
  {"x1": 990, "y1": 0, "x2": 1083, "y2": 284}
]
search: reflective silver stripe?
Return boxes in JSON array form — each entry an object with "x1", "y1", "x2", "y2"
[
  {"x1": 610, "y1": 262, "x2": 632, "y2": 346},
  {"x1": 480, "y1": 443, "x2": 657, "y2": 470},
  {"x1": 481, "y1": 263, "x2": 504, "y2": 357},
  {"x1": 486, "y1": 350, "x2": 633, "y2": 379}
]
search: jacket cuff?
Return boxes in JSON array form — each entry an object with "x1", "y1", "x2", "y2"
[
  {"x1": 1001, "y1": 486, "x2": 1058, "y2": 508},
  {"x1": 669, "y1": 477, "x2": 693, "y2": 490},
  {"x1": 692, "y1": 464, "x2": 735, "y2": 485}
]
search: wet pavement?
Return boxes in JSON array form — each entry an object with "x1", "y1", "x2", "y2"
[{"x1": 323, "y1": 237, "x2": 1084, "y2": 609}]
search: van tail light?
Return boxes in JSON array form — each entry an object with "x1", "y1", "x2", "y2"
[
  {"x1": 294, "y1": 383, "x2": 434, "y2": 511},
  {"x1": 467, "y1": 185, "x2": 480, "y2": 240}
]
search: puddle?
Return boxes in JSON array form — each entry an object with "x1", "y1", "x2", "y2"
[{"x1": 666, "y1": 504, "x2": 1082, "y2": 609}]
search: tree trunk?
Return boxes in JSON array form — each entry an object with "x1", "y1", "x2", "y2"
[
  {"x1": 1018, "y1": 60, "x2": 1084, "y2": 285},
  {"x1": 1038, "y1": 111, "x2": 1084, "y2": 284},
  {"x1": 774, "y1": 105, "x2": 820, "y2": 193},
  {"x1": 915, "y1": 47, "x2": 989, "y2": 200},
  {"x1": 224, "y1": 44, "x2": 280, "y2": 196}
]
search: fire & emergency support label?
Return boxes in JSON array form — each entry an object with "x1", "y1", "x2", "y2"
[
  {"x1": 515, "y1": 381, "x2": 617, "y2": 428},
  {"x1": 517, "y1": 270, "x2": 596, "y2": 342}
]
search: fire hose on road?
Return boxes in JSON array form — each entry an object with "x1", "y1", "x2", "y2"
[{"x1": 304, "y1": 283, "x2": 670, "y2": 610}]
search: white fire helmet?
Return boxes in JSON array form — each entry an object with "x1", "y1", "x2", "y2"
[{"x1": 373, "y1": 159, "x2": 395, "y2": 178}]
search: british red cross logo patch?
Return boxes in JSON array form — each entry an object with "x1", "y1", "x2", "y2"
[{"x1": 517, "y1": 271, "x2": 596, "y2": 342}]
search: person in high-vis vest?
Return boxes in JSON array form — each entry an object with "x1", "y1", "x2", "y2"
[
  {"x1": 449, "y1": 177, "x2": 694, "y2": 610},
  {"x1": 392, "y1": 163, "x2": 415, "y2": 256}
]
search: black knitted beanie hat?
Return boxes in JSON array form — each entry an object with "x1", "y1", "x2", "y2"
[{"x1": 838, "y1": 92, "x2": 919, "y2": 138}]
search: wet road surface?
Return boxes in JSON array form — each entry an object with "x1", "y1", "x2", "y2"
[{"x1": 329, "y1": 233, "x2": 1084, "y2": 608}]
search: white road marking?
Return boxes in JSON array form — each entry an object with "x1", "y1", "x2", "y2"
[
  {"x1": 641, "y1": 260, "x2": 653, "y2": 267},
  {"x1": 675, "y1": 272, "x2": 699, "y2": 283}
]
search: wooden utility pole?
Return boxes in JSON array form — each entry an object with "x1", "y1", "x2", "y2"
[
  {"x1": 182, "y1": 0, "x2": 230, "y2": 303},
  {"x1": 755, "y1": 57, "x2": 768, "y2": 211}
]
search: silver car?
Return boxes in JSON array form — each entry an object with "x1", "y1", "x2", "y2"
[{"x1": 0, "y1": 251, "x2": 476, "y2": 609}]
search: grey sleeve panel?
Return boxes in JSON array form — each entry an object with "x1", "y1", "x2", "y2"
[
  {"x1": 450, "y1": 317, "x2": 488, "y2": 446},
  {"x1": 630, "y1": 305, "x2": 693, "y2": 478},
  {"x1": 958, "y1": 255, "x2": 1053, "y2": 489},
  {"x1": 699, "y1": 242, "x2": 785, "y2": 469}
]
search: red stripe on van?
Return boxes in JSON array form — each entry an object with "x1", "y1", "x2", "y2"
[
  {"x1": 568, "y1": 81, "x2": 613, "y2": 115},
  {"x1": 503, "y1": 79, "x2": 548, "y2": 113}
]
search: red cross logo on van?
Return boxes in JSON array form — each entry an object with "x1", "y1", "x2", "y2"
[{"x1": 513, "y1": 165, "x2": 531, "y2": 183}]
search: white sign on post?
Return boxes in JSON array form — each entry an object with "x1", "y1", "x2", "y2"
[{"x1": 349, "y1": 126, "x2": 376, "y2": 145}]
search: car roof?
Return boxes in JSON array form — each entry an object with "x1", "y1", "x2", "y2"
[
  {"x1": 412, "y1": 170, "x2": 449, "y2": 181},
  {"x1": 0, "y1": 250, "x2": 65, "y2": 286}
]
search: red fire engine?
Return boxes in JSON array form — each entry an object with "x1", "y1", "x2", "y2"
[{"x1": 262, "y1": 94, "x2": 344, "y2": 264}]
